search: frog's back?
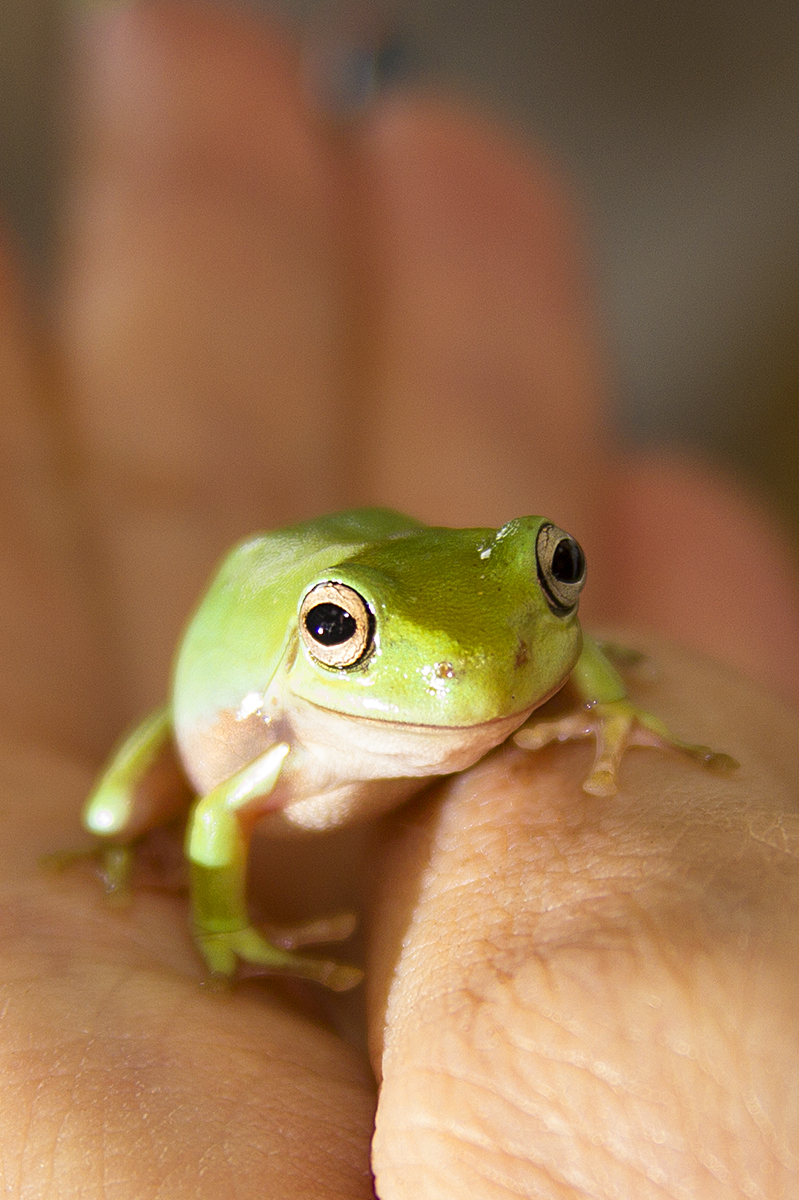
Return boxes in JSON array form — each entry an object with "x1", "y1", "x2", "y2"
[{"x1": 172, "y1": 509, "x2": 423, "y2": 730}]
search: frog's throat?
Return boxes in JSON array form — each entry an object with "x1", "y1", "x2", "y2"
[
  {"x1": 276, "y1": 696, "x2": 542, "y2": 831},
  {"x1": 178, "y1": 694, "x2": 540, "y2": 800}
]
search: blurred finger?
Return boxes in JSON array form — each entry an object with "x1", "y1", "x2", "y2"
[
  {"x1": 355, "y1": 96, "x2": 613, "y2": 587},
  {"x1": 0, "y1": 233, "x2": 104, "y2": 753},
  {"x1": 59, "y1": 0, "x2": 353, "y2": 723}
]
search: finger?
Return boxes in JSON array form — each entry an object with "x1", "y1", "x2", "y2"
[
  {"x1": 614, "y1": 451, "x2": 799, "y2": 703},
  {"x1": 59, "y1": 0, "x2": 353, "y2": 723},
  {"x1": 369, "y1": 638, "x2": 799, "y2": 1198},
  {"x1": 0, "y1": 232, "x2": 105, "y2": 754},
  {"x1": 355, "y1": 96, "x2": 614, "y2": 603},
  {"x1": 353, "y1": 98, "x2": 799, "y2": 683},
  {"x1": 1, "y1": 741, "x2": 376, "y2": 1198}
]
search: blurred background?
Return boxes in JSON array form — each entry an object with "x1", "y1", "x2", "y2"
[{"x1": 2, "y1": 0, "x2": 799, "y2": 532}]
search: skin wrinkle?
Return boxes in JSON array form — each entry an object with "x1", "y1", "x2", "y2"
[
  {"x1": 398, "y1": 1025, "x2": 748, "y2": 1199},
  {"x1": 423, "y1": 842, "x2": 659, "y2": 970},
  {"x1": 745, "y1": 810, "x2": 799, "y2": 859},
  {"x1": 0, "y1": 960, "x2": 373, "y2": 1198},
  {"x1": 478, "y1": 976, "x2": 683, "y2": 1116},
  {"x1": 111, "y1": 1086, "x2": 162, "y2": 1193},
  {"x1": 503, "y1": 931, "x2": 748, "y2": 1099},
  {"x1": 29, "y1": 1046, "x2": 128, "y2": 1196},
  {"x1": 6, "y1": 1009, "x2": 111, "y2": 1183},
  {"x1": 21, "y1": 1077, "x2": 98, "y2": 1197},
  {"x1": 591, "y1": 988, "x2": 775, "y2": 1185},
  {"x1": 403, "y1": 1058, "x2": 641, "y2": 1183},
  {"x1": 439, "y1": 1131, "x2": 597, "y2": 1200},
  {"x1": 744, "y1": 1094, "x2": 799, "y2": 1173},
  {"x1": 97, "y1": 1077, "x2": 241, "y2": 1198},
  {"x1": 50, "y1": 1032, "x2": 109, "y2": 1198},
  {"x1": 381, "y1": 1124, "x2": 564, "y2": 1200},
  {"x1": 2, "y1": 892, "x2": 197, "y2": 984},
  {"x1": 425, "y1": 875, "x2": 671, "y2": 983},
  {"x1": 383, "y1": 912, "x2": 787, "y2": 1195},
  {"x1": 395, "y1": 1156, "x2": 544, "y2": 1200},
  {"x1": 12, "y1": 1067, "x2": 38, "y2": 1198},
  {"x1": 388, "y1": 1101, "x2": 682, "y2": 1200},
  {"x1": 426, "y1": 757, "x2": 799, "y2": 968},
  {"x1": 380, "y1": 701, "x2": 799, "y2": 1200}
]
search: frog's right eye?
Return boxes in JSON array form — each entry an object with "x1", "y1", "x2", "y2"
[
  {"x1": 299, "y1": 582, "x2": 373, "y2": 668},
  {"x1": 536, "y1": 523, "x2": 586, "y2": 616}
]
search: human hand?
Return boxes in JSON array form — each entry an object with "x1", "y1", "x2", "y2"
[{"x1": 1, "y1": 2, "x2": 798, "y2": 1195}]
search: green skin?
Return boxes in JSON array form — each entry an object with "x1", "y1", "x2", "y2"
[{"x1": 83, "y1": 509, "x2": 734, "y2": 989}]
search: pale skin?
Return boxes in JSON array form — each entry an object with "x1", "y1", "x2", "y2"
[{"x1": 1, "y1": 1, "x2": 799, "y2": 1197}]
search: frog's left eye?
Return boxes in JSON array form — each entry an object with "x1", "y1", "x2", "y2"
[
  {"x1": 536, "y1": 523, "x2": 586, "y2": 615},
  {"x1": 299, "y1": 582, "x2": 373, "y2": 668}
]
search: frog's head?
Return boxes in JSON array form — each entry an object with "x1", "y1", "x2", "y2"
[{"x1": 286, "y1": 516, "x2": 586, "y2": 727}]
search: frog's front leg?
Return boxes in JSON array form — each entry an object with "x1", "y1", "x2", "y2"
[
  {"x1": 82, "y1": 705, "x2": 188, "y2": 893},
  {"x1": 514, "y1": 635, "x2": 737, "y2": 796},
  {"x1": 187, "y1": 743, "x2": 363, "y2": 990}
]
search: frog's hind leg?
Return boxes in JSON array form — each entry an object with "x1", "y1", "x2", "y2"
[{"x1": 187, "y1": 744, "x2": 363, "y2": 991}]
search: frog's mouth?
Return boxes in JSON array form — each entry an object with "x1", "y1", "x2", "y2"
[{"x1": 284, "y1": 692, "x2": 540, "y2": 778}]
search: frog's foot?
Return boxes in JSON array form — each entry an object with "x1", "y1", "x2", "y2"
[
  {"x1": 195, "y1": 923, "x2": 364, "y2": 991},
  {"x1": 268, "y1": 912, "x2": 358, "y2": 950},
  {"x1": 514, "y1": 699, "x2": 737, "y2": 798},
  {"x1": 42, "y1": 842, "x2": 136, "y2": 903}
]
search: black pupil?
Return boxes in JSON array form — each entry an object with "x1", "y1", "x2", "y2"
[
  {"x1": 551, "y1": 538, "x2": 585, "y2": 584},
  {"x1": 305, "y1": 603, "x2": 357, "y2": 646}
]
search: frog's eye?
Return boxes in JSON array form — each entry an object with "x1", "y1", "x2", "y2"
[
  {"x1": 299, "y1": 582, "x2": 373, "y2": 668},
  {"x1": 536, "y1": 524, "x2": 586, "y2": 616}
]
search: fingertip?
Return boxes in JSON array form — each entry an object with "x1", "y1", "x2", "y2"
[
  {"x1": 60, "y1": 0, "x2": 358, "y2": 721},
  {"x1": 363, "y1": 93, "x2": 591, "y2": 318},
  {"x1": 72, "y1": 0, "x2": 319, "y2": 196},
  {"x1": 352, "y1": 90, "x2": 611, "y2": 532}
]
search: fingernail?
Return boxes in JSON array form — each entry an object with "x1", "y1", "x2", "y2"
[
  {"x1": 302, "y1": 1, "x2": 417, "y2": 118},
  {"x1": 74, "y1": 0, "x2": 125, "y2": 16}
]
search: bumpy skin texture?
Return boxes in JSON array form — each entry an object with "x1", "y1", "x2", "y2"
[{"x1": 2, "y1": 2, "x2": 799, "y2": 1197}]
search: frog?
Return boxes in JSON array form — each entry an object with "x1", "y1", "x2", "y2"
[{"x1": 82, "y1": 508, "x2": 735, "y2": 989}]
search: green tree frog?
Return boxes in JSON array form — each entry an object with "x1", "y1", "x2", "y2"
[{"x1": 83, "y1": 508, "x2": 733, "y2": 989}]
